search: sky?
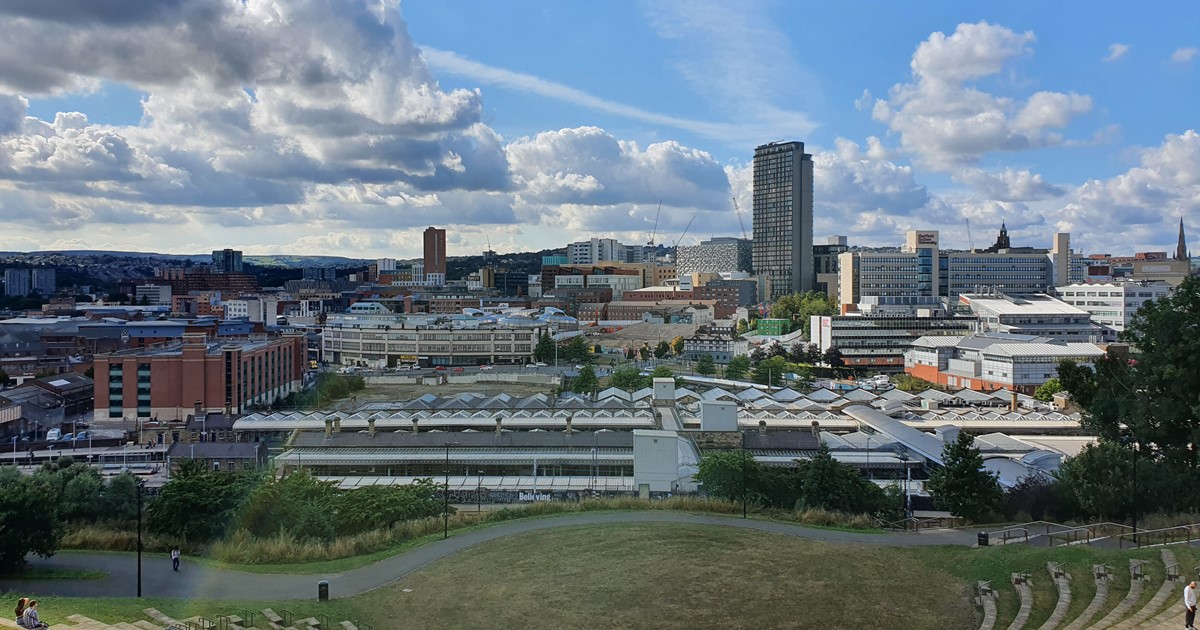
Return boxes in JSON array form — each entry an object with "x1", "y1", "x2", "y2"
[{"x1": 1, "y1": 0, "x2": 1198, "y2": 259}]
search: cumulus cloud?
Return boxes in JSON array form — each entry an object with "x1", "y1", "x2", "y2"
[
  {"x1": 1103, "y1": 43, "x2": 1130, "y2": 62},
  {"x1": 872, "y1": 21, "x2": 1093, "y2": 170},
  {"x1": 952, "y1": 168, "x2": 1066, "y2": 202},
  {"x1": 1172, "y1": 47, "x2": 1199, "y2": 63}
]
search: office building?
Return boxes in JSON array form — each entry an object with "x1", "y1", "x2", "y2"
[
  {"x1": 31, "y1": 269, "x2": 56, "y2": 296},
  {"x1": 303, "y1": 267, "x2": 337, "y2": 281},
  {"x1": 675, "y1": 237, "x2": 752, "y2": 276},
  {"x1": 1056, "y1": 281, "x2": 1172, "y2": 341},
  {"x1": 94, "y1": 332, "x2": 306, "y2": 421},
  {"x1": 423, "y1": 227, "x2": 447, "y2": 277},
  {"x1": 752, "y1": 141, "x2": 814, "y2": 299},
  {"x1": 134, "y1": 284, "x2": 173, "y2": 306},
  {"x1": 211, "y1": 249, "x2": 244, "y2": 273},
  {"x1": 813, "y1": 236, "x2": 848, "y2": 299},
  {"x1": 809, "y1": 297, "x2": 977, "y2": 372},
  {"x1": 838, "y1": 229, "x2": 1085, "y2": 311},
  {"x1": 566, "y1": 238, "x2": 645, "y2": 265},
  {"x1": 960, "y1": 292, "x2": 1104, "y2": 342},
  {"x1": 3, "y1": 269, "x2": 31, "y2": 297},
  {"x1": 905, "y1": 332, "x2": 1105, "y2": 394}
]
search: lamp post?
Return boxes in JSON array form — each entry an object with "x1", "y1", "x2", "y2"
[
  {"x1": 11, "y1": 436, "x2": 16, "y2": 467},
  {"x1": 442, "y1": 442, "x2": 457, "y2": 539},
  {"x1": 865, "y1": 434, "x2": 872, "y2": 480},
  {"x1": 477, "y1": 469, "x2": 484, "y2": 513},
  {"x1": 136, "y1": 479, "x2": 145, "y2": 597},
  {"x1": 741, "y1": 429, "x2": 748, "y2": 519}
]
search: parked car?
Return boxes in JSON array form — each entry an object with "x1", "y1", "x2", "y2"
[
  {"x1": 59, "y1": 433, "x2": 74, "y2": 441},
  {"x1": 46, "y1": 429, "x2": 62, "y2": 441},
  {"x1": 435, "y1": 366, "x2": 447, "y2": 372},
  {"x1": 452, "y1": 367, "x2": 465, "y2": 373},
  {"x1": 574, "y1": 364, "x2": 585, "y2": 370},
  {"x1": 479, "y1": 365, "x2": 494, "y2": 370},
  {"x1": 525, "y1": 363, "x2": 538, "y2": 368},
  {"x1": 535, "y1": 362, "x2": 547, "y2": 367}
]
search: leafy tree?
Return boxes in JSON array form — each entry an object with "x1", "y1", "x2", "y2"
[
  {"x1": 696, "y1": 354, "x2": 717, "y2": 376},
  {"x1": 670, "y1": 336, "x2": 685, "y2": 356},
  {"x1": 797, "y1": 444, "x2": 885, "y2": 514},
  {"x1": 1033, "y1": 378, "x2": 1063, "y2": 402},
  {"x1": 1057, "y1": 277, "x2": 1200, "y2": 470},
  {"x1": 749, "y1": 346, "x2": 767, "y2": 364},
  {"x1": 1052, "y1": 440, "x2": 1133, "y2": 519},
  {"x1": 752, "y1": 356, "x2": 788, "y2": 387},
  {"x1": 108, "y1": 292, "x2": 130, "y2": 305},
  {"x1": 694, "y1": 450, "x2": 763, "y2": 503},
  {"x1": 0, "y1": 467, "x2": 65, "y2": 571},
  {"x1": 571, "y1": 365, "x2": 599, "y2": 394},
  {"x1": 638, "y1": 346, "x2": 651, "y2": 361},
  {"x1": 893, "y1": 373, "x2": 935, "y2": 393},
  {"x1": 927, "y1": 432, "x2": 1003, "y2": 522},
  {"x1": 148, "y1": 459, "x2": 262, "y2": 542},
  {"x1": 654, "y1": 340, "x2": 671, "y2": 359},
  {"x1": 0, "y1": 368, "x2": 10, "y2": 388},
  {"x1": 609, "y1": 365, "x2": 645, "y2": 391},
  {"x1": 769, "y1": 291, "x2": 838, "y2": 336},
  {"x1": 736, "y1": 319, "x2": 749, "y2": 335},
  {"x1": 1003, "y1": 475, "x2": 1060, "y2": 522},
  {"x1": 822, "y1": 347, "x2": 845, "y2": 369},
  {"x1": 532, "y1": 331, "x2": 556, "y2": 363},
  {"x1": 333, "y1": 480, "x2": 442, "y2": 535},
  {"x1": 104, "y1": 472, "x2": 141, "y2": 523},
  {"x1": 562, "y1": 336, "x2": 590, "y2": 363},
  {"x1": 724, "y1": 355, "x2": 750, "y2": 381}
]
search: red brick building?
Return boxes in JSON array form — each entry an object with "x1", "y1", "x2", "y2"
[{"x1": 94, "y1": 332, "x2": 306, "y2": 421}]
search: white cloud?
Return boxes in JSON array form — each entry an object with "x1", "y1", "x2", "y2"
[
  {"x1": 873, "y1": 21, "x2": 1093, "y2": 170},
  {"x1": 1103, "y1": 43, "x2": 1130, "y2": 62},
  {"x1": 952, "y1": 167, "x2": 1066, "y2": 202},
  {"x1": 1172, "y1": 47, "x2": 1199, "y2": 63}
]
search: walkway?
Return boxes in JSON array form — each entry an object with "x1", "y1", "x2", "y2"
[{"x1": 0, "y1": 511, "x2": 979, "y2": 600}]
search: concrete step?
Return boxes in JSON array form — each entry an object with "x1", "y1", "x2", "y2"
[
  {"x1": 1060, "y1": 573, "x2": 1109, "y2": 630},
  {"x1": 1007, "y1": 576, "x2": 1034, "y2": 630},
  {"x1": 1036, "y1": 563, "x2": 1072, "y2": 630},
  {"x1": 1089, "y1": 560, "x2": 1148, "y2": 630}
]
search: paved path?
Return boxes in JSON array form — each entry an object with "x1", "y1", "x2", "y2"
[{"x1": 0, "y1": 511, "x2": 978, "y2": 601}]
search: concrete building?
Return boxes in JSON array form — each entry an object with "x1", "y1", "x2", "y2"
[
  {"x1": 752, "y1": 141, "x2": 814, "y2": 299},
  {"x1": 1056, "y1": 281, "x2": 1172, "y2": 340},
  {"x1": 675, "y1": 237, "x2": 752, "y2": 276},
  {"x1": 303, "y1": 267, "x2": 337, "y2": 281},
  {"x1": 809, "y1": 297, "x2": 977, "y2": 372},
  {"x1": 3, "y1": 269, "x2": 31, "y2": 297},
  {"x1": 322, "y1": 306, "x2": 554, "y2": 367},
  {"x1": 32, "y1": 269, "x2": 56, "y2": 296},
  {"x1": 223, "y1": 297, "x2": 280, "y2": 324},
  {"x1": 683, "y1": 330, "x2": 749, "y2": 363},
  {"x1": 211, "y1": 249, "x2": 244, "y2": 273},
  {"x1": 838, "y1": 230, "x2": 1085, "y2": 311},
  {"x1": 959, "y1": 292, "x2": 1104, "y2": 343},
  {"x1": 135, "y1": 284, "x2": 173, "y2": 306},
  {"x1": 566, "y1": 238, "x2": 644, "y2": 265},
  {"x1": 424, "y1": 227, "x2": 447, "y2": 277},
  {"x1": 94, "y1": 332, "x2": 306, "y2": 421},
  {"x1": 905, "y1": 333, "x2": 1105, "y2": 394}
]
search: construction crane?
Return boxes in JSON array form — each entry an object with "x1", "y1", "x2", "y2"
[
  {"x1": 647, "y1": 201, "x2": 662, "y2": 248},
  {"x1": 672, "y1": 215, "x2": 697, "y2": 253},
  {"x1": 731, "y1": 196, "x2": 748, "y2": 239},
  {"x1": 965, "y1": 218, "x2": 974, "y2": 251}
]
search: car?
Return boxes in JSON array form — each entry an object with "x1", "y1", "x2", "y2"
[
  {"x1": 74, "y1": 431, "x2": 89, "y2": 440},
  {"x1": 525, "y1": 363, "x2": 538, "y2": 368},
  {"x1": 435, "y1": 366, "x2": 447, "y2": 371},
  {"x1": 60, "y1": 433, "x2": 74, "y2": 441},
  {"x1": 46, "y1": 429, "x2": 62, "y2": 441},
  {"x1": 478, "y1": 365, "x2": 494, "y2": 370},
  {"x1": 574, "y1": 364, "x2": 585, "y2": 370},
  {"x1": 534, "y1": 362, "x2": 547, "y2": 367},
  {"x1": 452, "y1": 367, "x2": 464, "y2": 373}
]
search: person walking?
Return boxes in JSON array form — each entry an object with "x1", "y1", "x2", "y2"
[
  {"x1": 1185, "y1": 580, "x2": 1198, "y2": 630},
  {"x1": 21, "y1": 600, "x2": 47, "y2": 629},
  {"x1": 171, "y1": 546, "x2": 181, "y2": 572}
]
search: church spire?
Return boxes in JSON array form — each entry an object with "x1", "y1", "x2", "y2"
[{"x1": 1176, "y1": 217, "x2": 1189, "y2": 261}]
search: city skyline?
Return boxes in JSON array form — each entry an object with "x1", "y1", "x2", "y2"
[{"x1": 1, "y1": 1, "x2": 1198, "y2": 258}]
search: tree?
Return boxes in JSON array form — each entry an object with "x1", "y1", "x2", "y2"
[
  {"x1": 609, "y1": 365, "x2": 645, "y2": 391},
  {"x1": 562, "y1": 336, "x2": 590, "y2": 363},
  {"x1": 1033, "y1": 378, "x2": 1063, "y2": 402},
  {"x1": 0, "y1": 368, "x2": 9, "y2": 388},
  {"x1": 670, "y1": 336, "x2": 685, "y2": 356},
  {"x1": 696, "y1": 354, "x2": 717, "y2": 376},
  {"x1": 694, "y1": 450, "x2": 764, "y2": 503},
  {"x1": 796, "y1": 444, "x2": 885, "y2": 514},
  {"x1": 1057, "y1": 276, "x2": 1200, "y2": 470},
  {"x1": 736, "y1": 319, "x2": 749, "y2": 335},
  {"x1": 532, "y1": 332, "x2": 556, "y2": 363},
  {"x1": 148, "y1": 460, "x2": 261, "y2": 542},
  {"x1": 893, "y1": 373, "x2": 935, "y2": 393},
  {"x1": 654, "y1": 340, "x2": 671, "y2": 359},
  {"x1": 571, "y1": 365, "x2": 599, "y2": 394},
  {"x1": 0, "y1": 467, "x2": 64, "y2": 571},
  {"x1": 769, "y1": 291, "x2": 838, "y2": 337},
  {"x1": 1053, "y1": 440, "x2": 1134, "y2": 519},
  {"x1": 752, "y1": 356, "x2": 788, "y2": 387},
  {"x1": 927, "y1": 432, "x2": 1003, "y2": 522},
  {"x1": 724, "y1": 355, "x2": 750, "y2": 381},
  {"x1": 638, "y1": 346, "x2": 651, "y2": 361},
  {"x1": 822, "y1": 347, "x2": 845, "y2": 369}
]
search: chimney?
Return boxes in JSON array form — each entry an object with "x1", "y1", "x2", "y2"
[
  {"x1": 194, "y1": 400, "x2": 202, "y2": 420},
  {"x1": 324, "y1": 418, "x2": 332, "y2": 438},
  {"x1": 368, "y1": 418, "x2": 376, "y2": 437},
  {"x1": 1010, "y1": 390, "x2": 1019, "y2": 412},
  {"x1": 334, "y1": 417, "x2": 341, "y2": 432},
  {"x1": 411, "y1": 418, "x2": 419, "y2": 434},
  {"x1": 495, "y1": 417, "x2": 502, "y2": 435},
  {"x1": 811, "y1": 420, "x2": 821, "y2": 439},
  {"x1": 757, "y1": 420, "x2": 767, "y2": 436},
  {"x1": 565, "y1": 415, "x2": 573, "y2": 434}
]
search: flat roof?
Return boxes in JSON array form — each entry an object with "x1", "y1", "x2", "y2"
[{"x1": 962, "y1": 294, "x2": 1088, "y2": 316}]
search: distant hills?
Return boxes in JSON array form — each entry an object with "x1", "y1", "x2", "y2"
[{"x1": 0, "y1": 250, "x2": 368, "y2": 268}]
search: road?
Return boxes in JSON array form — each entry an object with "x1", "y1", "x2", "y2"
[{"x1": 0, "y1": 511, "x2": 978, "y2": 601}]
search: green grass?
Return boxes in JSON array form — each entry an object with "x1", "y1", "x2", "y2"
[
  {"x1": 2, "y1": 596, "x2": 360, "y2": 629},
  {"x1": 0, "y1": 567, "x2": 106, "y2": 580}
]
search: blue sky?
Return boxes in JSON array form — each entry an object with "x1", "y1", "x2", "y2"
[{"x1": 2, "y1": 0, "x2": 1198, "y2": 257}]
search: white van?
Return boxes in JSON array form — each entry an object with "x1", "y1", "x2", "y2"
[{"x1": 46, "y1": 428, "x2": 62, "y2": 441}]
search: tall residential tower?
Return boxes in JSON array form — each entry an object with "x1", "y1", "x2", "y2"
[
  {"x1": 423, "y1": 227, "x2": 447, "y2": 283},
  {"x1": 751, "y1": 141, "x2": 814, "y2": 300}
]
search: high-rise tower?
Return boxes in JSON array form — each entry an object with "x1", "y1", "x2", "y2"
[
  {"x1": 751, "y1": 141, "x2": 814, "y2": 300},
  {"x1": 423, "y1": 227, "x2": 447, "y2": 277}
]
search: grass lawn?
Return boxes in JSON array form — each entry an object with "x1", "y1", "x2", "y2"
[{"x1": 349, "y1": 522, "x2": 976, "y2": 630}]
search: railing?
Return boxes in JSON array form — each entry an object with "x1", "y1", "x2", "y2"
[
  {"x1": 986, "y1": 526, "x2": 1029, "y2": 545},
  {"x1": 1047, "y1": 522, "x2": 1135, "y2": 546},
  {"x1": 317, "y1": 613, "x2": 333, "y2": 630},
  {"x1": 355, "y1": 622, "x2": 374, "y2": 630},
  {"x1": 1049, "y1": 562, "x2": 1067, "y2": 579},
  {"x1": 877, "y1": 515, "x2": 961, "y2": 531},
  {"x1": 280, "y1": 609, "x2": 295, "y2": 626},
  {"x1": 1094, "y1": 563, "x2": 1112, "y2": 581},
  {"x1": 238, "y1": 610, "x2": 256, "y2": 628},
  {"x1": 1114, "y1": 523, "x2": 1200, "y2": 549}
]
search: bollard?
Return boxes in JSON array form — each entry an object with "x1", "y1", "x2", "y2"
[
  {"x1": 318, "y1": 580, "x2": 329, "y2": 602},
  {"x1": 978, "y1": 531, "x2": 990, "y2": 547}
]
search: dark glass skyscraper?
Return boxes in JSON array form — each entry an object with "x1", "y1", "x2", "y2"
[{"x1": 751, "y1": 141, "x2": 813, "y2": 300}]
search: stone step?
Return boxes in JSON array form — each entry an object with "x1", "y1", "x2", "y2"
[
  {"x1": 142, "y1": 609, "x2": 179, "y2": 629},
  {"x1": 1088, "y1": 560, "x2": 1148, "y2": 630},
  {"x1": 976, "y1": 581, "x2": 998, "y2": 630},
  {"x1": 1007, "y1": 577, "x2": 1033, "y2": 630},
  {"x1": 1036, "y1": 563, "x2": 1071, "y2": 630},
  {"x1": 1060, "y1": 572, "x2": 1109, "y2": 630},
  {"x1": 262, "y1": 609, "x2": 284, "y2": 624}
]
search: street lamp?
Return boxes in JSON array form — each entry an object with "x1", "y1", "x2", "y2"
[
  {"x1": 741, "y1": 429, "x2": 748, "y2": 519},
  {"x1": 442, "y1": 441, "x2": 458, "y2": 539},
  {"x1": 11, "y1": 436, "x2": 16, "y2": 467},
  {"x1": 136, "y1": 479, "x2": 145, "y2": 597},
  {"x1": 477, "y1": 469, "x2": 485, "y2": 513}
]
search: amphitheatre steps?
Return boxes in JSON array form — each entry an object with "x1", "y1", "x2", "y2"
[
  {"x1": 1035, "y1": 562, "x2": 1072, "y2": 630},
  {"x1": 1060, "y1": 565, "x2": 1111, "y2": 630},
  {"x1": 1007, "y1": 572, "x2": 1034, "y2": 630}
]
